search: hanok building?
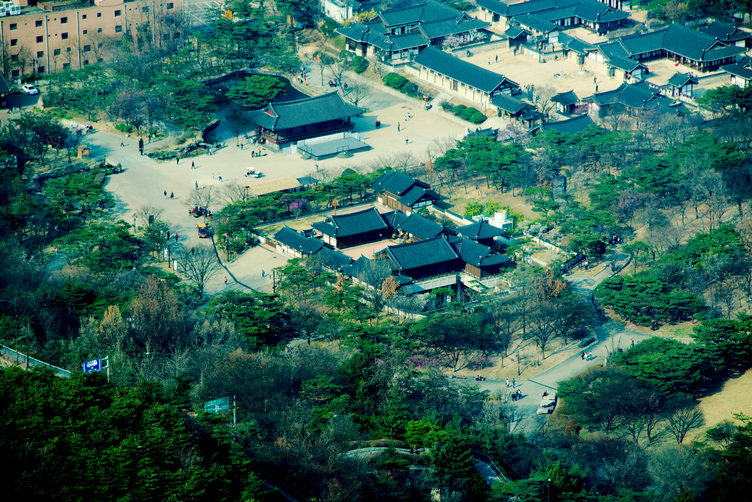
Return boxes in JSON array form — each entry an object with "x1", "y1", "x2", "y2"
[
  {"x1": 592, "y1": 23, "x2": 747, "y2": 73},
  {"x1": 246, "y1": 92, "x2": 364, "y2": 148},
  {"x1": 312, "y1": 207, "x2": 391, "y2": 248},
  {"x1": 587, "y1": 82, "x2": 684, "y2": 117},
  {"x1": 413, "y1": 46, "x2": 520, "y2": 108},
  {"x1": 379, "y1": 236, "x2": 463, "y2": 280},
  {"x1": 448, "y1": 235, "x2": 513, "y2": 278},
  {"x1": 336, "y1": 0, "x2": 490, "y2": 64},
  {"x1": 274, "y1": 226, "x2": 324, "y2": 258},
  {"x1": 722, "y1": 56, "x2": 752, "y2": 88},
  {"x1": 551, "y1": 90, "x2": 580, "y2": 114},
  {"x1": 372, "y1": 170, "x2": 441, "y2": 214},
  {"x1": 492, "y1": 93, "x2": 540, "y2": 127},
  {"x1": 663, "y1": 72, "x2": 699, "y2": 98},
  {"x1": 336, "y1": 0, "x2": 489, "y2": 63},
  {"x1": 456, "y1": 219, "x2": 512, "y2": 251},
  {"x1": 698, "y1": 21, "x2": 752, "y2": 49},
  {"x1": 475, "y1": 0, "x2": 628, "y2": 34},
  {"x1": 391, "y1": 211, "x2": 446, "y2": 241},
  {"x1": 531, "y1": 113, "x2": 597, "y2": 135}
]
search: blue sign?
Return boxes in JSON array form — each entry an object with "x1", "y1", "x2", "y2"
[
  {"x1": 205, "y1": 396, "x2": 230, "y2": 415},
  {"x1": 82, "y1": 358, "x2": 102, "y2": 373}
]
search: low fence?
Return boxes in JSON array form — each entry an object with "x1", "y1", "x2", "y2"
[
  {"x1": 451, "y1": 39, "x2": 509, "y2": 58},
  {"x1": 0, "y1": 344, "x2": 71, "y2": 377}
]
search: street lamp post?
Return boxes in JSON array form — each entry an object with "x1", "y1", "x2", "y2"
[{"x1": 547, "y1": 477, "x2": 551, "y2": 502}]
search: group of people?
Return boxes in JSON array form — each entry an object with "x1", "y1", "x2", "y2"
[
  {"x1": 191, "y1": 207, "x2": 212, "y2": 218},
  {"x1": 580, "y1": 351, "x2": 594, "y2": 361},
  {"x1": 510, "y1": 389, "x2": 522, "y2": 401}
]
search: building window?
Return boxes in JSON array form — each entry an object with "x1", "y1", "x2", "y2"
[
  {"x1": 115, "y1": 25, "x2": 122, "y2": 33},
  {"x1": 61, "y1": 17, "x2": 68, "y2": 24},
  {"x1": 63, "y1": 63, "x2": 70, "y2": 70},
  {"x1": 83, "y1": 59, "x2": 89, "y2": 65},
  {"x1": 38, "y1": 66, "x2": 45, "y2": 74},
  {"x1": 66, "y1": 47, "x2": 71, "y2": 53},
  {"x1": 174, "y1": 32, "x2": 180, "y2": 39},
  {"x1": 167, "y1": 2, "x2": 174, "y2": 8},
  {"x1": 37, "y1": 51, "x2": 44, "y2": 58},
  {"x1": 98, "y1": 42, "x2": 103, "y2": 48},
  {"x1": 9, "y1": 23, "x2": 16, "y2": 30},
  {"x1": 82, "y1": 30, "x2": 87, "y2": 35},
  {"x1": 36, "y1": 36, "x2": 43, "y2": 43},
  {"x1": 163, "y1": 34, "x2": 169, "y2": 41},
  {"x1": 98, "y1": 28, "x2": 102, "y2": 33},
  {"x1": 12, "y1": 70, "x2": 19, "y2": 78},
  {"x1": 36, "y1": 20, "x2": 43, "y2": 27},
  {"x1": 10, "y1": 55, "x2": 18, "y2": 62},
  {"x1": 53, "y1": 48, "x2": 61, "y2": 56},
  {"x1": 10, "y1": 39, "x2": 17, "y2": 46},
  {"x1": 142, "y1": 6, "x2": 149, "y2": 12},
  {"x1": 61, "y1": 32, "x2": 68, "y2": 40},
  {"x1": 97, "y1": 12, "x2": 101, "y2": 17},
  {"x1": 115, "y1": 9, "x2": 121, "y2": 16},
  {"x1": 82, "y1": 14, "x2": 87, "y2": 19},
  {"x1": 83, "y1": 45, "x2": 91, "y2": 52}
]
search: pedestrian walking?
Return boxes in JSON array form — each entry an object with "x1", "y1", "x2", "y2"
[
  {"x1": 164, "y1": 190, "x2": 167, "y2": 197},
  {"x1": 512, "y1": 378, "x2": 515, "y2": 388},
  {"x1": 630, "y1": 339, "x2": 635, "y2": 348},
  {"x1": 405, "y1": 137, "x2": 408, "y2": 145},
  {"x1": 170, "y1": 192, "x2": 174, "y2": 199},
  {"x1": 404, "y1": 115, "x2": 408, "y2": 122},
  {"x1": 121, "y1": 140, "x2": 125, "y2": 147},
  {"x1": 191, "y1": 161, "x2": 195, "y2": 169},
  {"x1": 241, "y1": 143, "x2": 244, "y2": 151},
  {"x1": 174, "y1": 233, "x2": 178, "y2": 242},
  {"x1": 397, "y1": 122, "x2": 400, "y2": 132},
  {"x1": 176, "y1": 156, "x2": 179, "y2": 165},
  {"x1": 488, "y1": 57, "x2": 491, "y2": 65},
  {"x1": 505, "y1": 378, "x2": 509, "y2": 387},
  {"x1": 224, "y1": 277, "x2": 228, "y2": 285},
  {"x1": 262, "y1": 270, "x2": 265, "y2": 277},
  {"x1": 495, "y1": 55, "x2": 498, "y2": 63},
  {"x1": 148, "y1": 136, "x2": 151, "y2": 144},
  {"x1": 195, "y1": 180, "x2": 198, "y2": 189},
  {"x1": 218, "y1": 174, "x2": 223, "y2": 182}
]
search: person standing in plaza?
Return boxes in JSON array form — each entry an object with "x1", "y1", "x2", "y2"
[
  {"x1": 397, "y1": 122, "x2": 400, "y2": 132},
  {"x1": 191, "y1": 161, "x2": 195, "y2": 169},
  {"x1": 405, "y1": 138, "x2": 408, "y2": 145},
  {"x1": 176, "y1": 156, "x2": 179, "y2": 165}
]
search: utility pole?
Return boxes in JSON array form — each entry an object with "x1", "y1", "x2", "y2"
[{"x1": 233, "y1": 395, "x2": 237, "y2": 427}]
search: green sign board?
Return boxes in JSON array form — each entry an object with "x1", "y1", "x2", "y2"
[{"x1": 204, "y1": 396, "x2": 230, "y2": 415}]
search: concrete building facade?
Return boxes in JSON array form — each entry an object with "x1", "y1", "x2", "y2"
[{"x1": 0, "y1": 0, "x2": 183, "y2": 78}]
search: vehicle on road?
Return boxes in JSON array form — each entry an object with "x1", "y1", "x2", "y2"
[
  {"x1": 22, "y1": 84, "x2": 40, "y2": 95},
  {"x1": 245, "y1": 168, "x2": 263, "y2": 178},
  {"x1": 197, "y1": 223, "x2": 211, "y2": 238}
]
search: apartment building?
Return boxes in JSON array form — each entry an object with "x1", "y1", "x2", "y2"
[{"x1": 0, "y1": 0, "x2": 183, "y2": 78}]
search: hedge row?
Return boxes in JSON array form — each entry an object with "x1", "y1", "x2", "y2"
[{"x1": 382, "y1": 72, "x2": 420, "y2": 98}]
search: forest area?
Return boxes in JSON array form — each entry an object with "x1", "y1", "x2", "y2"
[{"x1": 3, "y1": 1, "x2": 752, "y2": 501}]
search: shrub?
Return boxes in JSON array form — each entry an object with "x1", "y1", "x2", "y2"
[
  {"x1": 320, "y1": 18, "x2": 341, "y2": 38},
  {"x1": 441, "y1": 101, "x2": 454, "y2": 112},
  {"x1": 115, "y1": 124, "x2": 134, "y2": 133},
  {"x1": 401, "y1": 82, "x2": 418, "y2": 95},
  {"x1": 383, "y1": 72, "x2": 408, "y2": 89},
  {"x1": 460, "y1": 107, "x2": 478, "y2": 120},
  {"x1": 448, "y1": 1, "x2": 473, "y2": 10},
  {"x1": 469, "y1": 111, "x2": 487, "y2": 124},
  {"x1": 452, "y1": 104, "x2": 467, "y2": 116},
  {"x1": 351, "y1": 55, "x2": 369, "y2": 74}
]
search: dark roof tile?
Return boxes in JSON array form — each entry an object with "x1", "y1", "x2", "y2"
[
  {"x1": 246, "y1": 92, "x2": 364, "y2": 131},
  {"x1": 414, "y1": 47, "x2": 518, "y2": 93}
]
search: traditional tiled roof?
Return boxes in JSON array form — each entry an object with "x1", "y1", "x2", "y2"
[
  {"x1": 589, "y1": 82, "x2": 681, "y2": 114},
  {"x1": 465, "y1": 127, "x2": 499, "y2": 138},
  {"x1": 381, "y1": 210, "x2": 409, "y2": 228},
  {"x1": 372, "y1": 170, "x2": 429, "y2": 195},
  {"x1": 397, "y1": 213, "x2": 444, "y2": 240},
  {"x1": 533, "y1": 114, "x2": 597, "y2": 135},
  {"x1": 246, "y1": 92, "x2": 364, "y2": 131},
  {"x1": 457, "y1": 219, "x2": 508, "y2": 240},
  {"x1": 721, "y1": 63, "x2": 752, "y2": 80},
  {"x1": 311, "y1": 207, "x2": 389, "y2": 238},
  {"x1": 505, "y1": 25, "x2": 527, "y2": 39},
  {"x1": 274, "y1": 226, "x2": 324, "y2": 254},
  {"x1": 513, "y1": 14, "x2": 559, "y2": 34},
  {"x1": 562, "y1": 34, "x2": 597, "y2": 54},
  {"x1": 699, "y1": 21, "x2": 751, "y2": 44},
  {"x1": 667, "y1": 72, "x2": 699, "y2": 88},
  {"x1": 552, "y1": 90, "x2": 579, "y2": 106},
  {"x1": 491, "y1": 93, "x2": 530, "y2": 114},
  {"x1": 418, "y1": 16, "x2": 489, "y2": 39},
  {"x1": 398, "y1": 185, "x2": 441, "y2": 207},
  {"x1": 475, "y1": 0, "x2": 509, "y2": 16},
  {"x1": 385, "y1": 236, "x2": 460, "y2": 270},
  {"x1": 367, "y1": 32, "x2": 428, "y2": 51},
  {"x1": 314, "y1": 246, "x2": 353, "y2": 270},
  {"x1": 414, "y1": 47, "x2": 518, "y2": 94},
  {"x1": 449, "y1": 236, "x2": 512, "y2": 268}
]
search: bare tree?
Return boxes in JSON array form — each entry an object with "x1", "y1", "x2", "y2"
[
  {"x1": 533, "y1": 84, "x2": 558, "y2": 121},
  {"x1": 177, "y1": 245, "x2": 221, "y2": 295},
  {"x1": 222, "y1": 180, "x2": 252, "y2": 205},
  {"x1": 665, "y1": 400, "x2": 705, "y2": 444},
  {"x1": 184, "y1": 185, "x2": 217, "y2": 213},
  {"x1": 223, "y1": 104, "x2": 247, "y2": 146},
  {"x1": 345, "y1": 80, "x2": 369, "y2": 107},
  {"x1": 135, "y1": 205, "x2": 165, "y2": 227}
]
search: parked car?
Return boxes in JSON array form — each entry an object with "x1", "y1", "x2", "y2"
[
  {"x1": 197, "y1": 223, "x2": 211, "y2": 238},
  {"x1": 22, "y1": 84, "x2": 39, "y2": 95}
]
